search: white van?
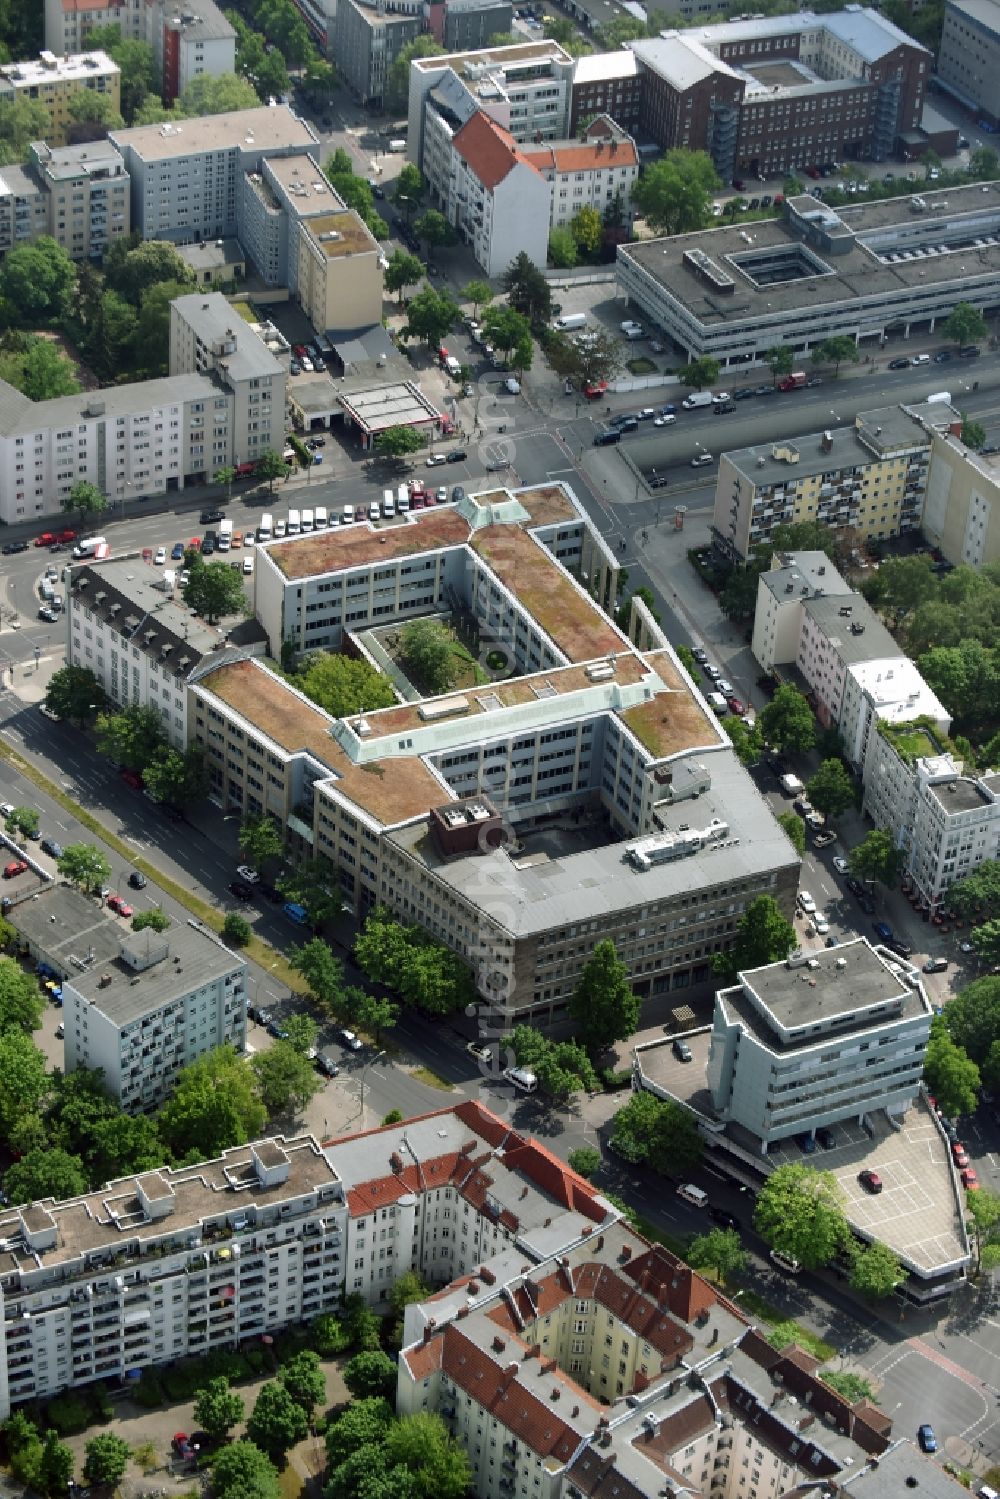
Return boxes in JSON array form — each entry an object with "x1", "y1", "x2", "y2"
[
  {"x1": 258, "y1": 512, "x2": 273, "y2": 542},
  {"x1": 368, "y1": 499, "x2": 380, "y2": 522},
  {"x1": 301, "y1": 508, "x2": 314, "y2": 532},
  {"x1": 72, "y1": 535, "x2": 108, "y2": 559},
  {"x1": 274, "y1": 518, "x2": 287, "y2": 539},
  {"x1": 676, "y1": 1184, "x2": 709, "y2": 1208},
  {"x1": 287, "y1": 509, "x2": 301, "y2": 535},
  {"x1": 397, "y1": 483, "x2": 410, "y2": 513},
  {"x1": 769, "y1": 1249, "x2": 801, "y2": 1274},
  {"x1": 911, "y1": 353, "x2": 930, "y2": 365},
  {"x1": 503, "y1": 1066, "x2": 538, "y2": 1094},
  {"x1": 554, "y1": 313, "x2": 586, "y2": 331},
  {"x1": 342, "y1": 504, "x2": 355, "y2": 525},
  {"x1": 707, "y1": 691, "x2": 728, "y2": 714},
  {"x1": 218, "y1": 518, "x2": 233, "y2": 552},
  {"x1": 382, "y1": 492, "x2": 396, "y2": 518},
  {"x1": 314, "y1": 505, "x2": 328, "y2": 530}
]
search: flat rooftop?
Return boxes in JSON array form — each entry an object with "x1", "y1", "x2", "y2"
[
  {"x1": 176, "y1": 237, "x2": 244, "y2": 274},
  {"x1": 339, "y1": 379, "x2": 440, "y2": 434},
  {"x1": 572, "y1": 50, "x2": 638, "y2": 82},
  {"x1": 725, "y1": 402, "x2": 934, "y2": 489},
  {"x1": 172, "y1": 292, "x2": 283, "y2": 382},
  {"x1": 390, "y1": 748, "x2": 798, "y2": 935},
  {"x1": 759, "y1": 551, "x2": 851, "y2": 603},
  {"x1": 0, "y1": 1136, "x2": 339, "y2": 1277},
  {"x1": 304, "y1": 209, "x2": 378, "y2": 258},
  {"x1": 620, "y1": 181, "x2": 1000, "y2": 322},
  {"x1": 65, "y1": 920, "x2": 244, "y2": 1026},
  {"x1": 927, "y1": 775, "x2": 994, "y2": 813},
  {"x1": 70, "y1": 553, "x2": 243, "y2": 660},
  {"x1": 265, "y1": 506, "x2": 471, "y2": 580},
  {"x1": 30, "y1": 138, "x2": 126, "y2": 180},
  {"x1": 736, "y1": 939, "x2": 918, "y2": 1035},
  {"x1": 802, "y1": 593, "x2": 901, "y2": 667},
  {"x1": 0, "y1": 50, "x2": 116, "y2": 88},
  {"x1": 9, "y1": 884, "x2": 128, "y2": 975},
  {"x1": 110, "y1": 105, "x2": 317, "y2": 162},
  {"x1": 412, "y1": 39, "x2": 572, "y2": 77},
  {"x1": 263, "y1": 152, "x2": 338, "y2": 213}
]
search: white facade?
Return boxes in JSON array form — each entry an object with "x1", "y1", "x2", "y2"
[
  {"x1": 750, "y1": 551, "x2": 852, "y2": 673},
  {"x1": 0, "y1": 1136, "x2": 346, "y2": 1418},
  {"x1": 840, "y1": 656, "x2": 950, "y2": 770},
  {"x1": 170, "y1": 292, "x2": 286, "y2": 466},
  {"x1": 64, "y1": 923, "x2": 247, "y2": 1109},
  {"x1": 446, "y1": 111, "x2": 551, "y2": 275},
  {"x1": 520, "y1": 119, "x2": 639, "y2": 229},
  {"x1": 708, "y1": 940, "x2": 933, "y2": 1148},
  {"x1": 407, "y1": 42, "x2": 574, "y2": 163},
  {"x1": 144, "y1": 0, "x2": 236, "y2": 103}
]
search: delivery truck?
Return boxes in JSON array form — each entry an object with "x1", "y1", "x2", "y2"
[
  {"x1": 682, "y1": 391, "x2": 713, "y2": 409},
  {"x1": 778, "y1": 371, "x2": 807, "y2": 391}
]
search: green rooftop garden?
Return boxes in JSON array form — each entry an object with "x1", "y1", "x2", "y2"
[{"x1": 877, "y1": 715, "x2": 954, "y2": 765}]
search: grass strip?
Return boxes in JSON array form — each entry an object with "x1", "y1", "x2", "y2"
[
  {"x1": 412, "y1": 1065, "x2": 454, "y2": 1091},
  {"x1": 734, "y1": 1288, "x2": 836, "y2": 1360}
]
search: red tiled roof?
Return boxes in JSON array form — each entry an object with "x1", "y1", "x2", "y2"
[
  {"x1": 453, "y1": 112, "x2": 522, "y2": 190},
  {"x1": 499, "y1": 1137, "x2": 608, "y2": 1223},
  {"x1": 620, "y1": 1244, "x2": 718, "y2": 1324},
  {"x1": 403, "y1": 1337, "x2": 442, "y2": 1381},
  {"x1": 441, "y1": 1325, "x2": 591, "y2": 1459},
  {"x1": 520, "y1": 139, "x2": 639, "y2": 174}
]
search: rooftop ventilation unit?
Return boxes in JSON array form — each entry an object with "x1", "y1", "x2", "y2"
[
  {"x1": 625, "y1": 817, "x2": 730, "y2": 871},
  {"x1": 683, "y1": 246, "x2": 735, "y2": 296}
]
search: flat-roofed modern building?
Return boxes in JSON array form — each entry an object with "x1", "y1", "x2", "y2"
[
  {"x1": 169, "y1": 291, "x2": 286, "y2": 467},
  {"x1": 922, "y1": 423, "x2": 1000, "y2": 569},
  {"x1": 144, "y1": 0, "x2": 236, "y2": 104},
  {"x1": 937, "y1": 0, "x2": 1000, "y2": 127},
  {"x1": 0, "y1": 51, "x2": 119, "y2": 148},
  {"x1": 0, "y1": 1135, "x2": 346, "y2": 1417},
  {"x1": 619, "y1": 187, "x2": 1000, "y2": 368},
  {"x1": 28, "y1": 138, "x2": 130, "y2": 260},
  {"x1": 708, "y1": 939, "x2": 933, "y2": 1147},
  {"x1": 63, "y1": 919, "x2": 247, "y2": 1110},
  {"x1": 190, "y1": 482, "x2": 799, "y2": 1031}
]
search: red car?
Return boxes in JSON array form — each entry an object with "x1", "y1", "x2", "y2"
[
  {"x1": 34, "y1": 532, "x2": 56, "y2": 547},
  {"x1": 106, "y1": 894, "x2": 134, "y2": 917},
  {"x1": 952, "y1": 1142, "x2": 969, "y2": 1167},
  {"x1": 961, "y1": 1166, "x2": 980, "y2": 1190},
  {"x1": 120, "y1": 769, "x2": 143, "y2": 791},
  {"x1": 727, "y1": 695, "x2": 745, "y2": 714},
  {"x1": 858, "y1": 1168, "x2": 882, "y2": 1194},
  {"x1": 188, "y1": 536, "x2": 202, "y2": 551},
  {"x1": 56, "y1": 528, "x2": 76, "y2": 543},
  {"x1": 584, "y1": 379, "x2": 608, "y2": 400},
  {"x1": 3, "y1": 859, "x2": 28, "y2": 878},
  {"x1": 293, "y1": 344, "x2": 308, "y2": 359}
]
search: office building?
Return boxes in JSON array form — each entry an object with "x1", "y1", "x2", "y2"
[
  {"x1": 66, "y1": 554, "x2": 265, "y2": 746},
  {"x1": 144, "y1": 0, "x2": 236, "y2": 104},
  {"x1": 751, "y1": 553, "x2": 950, "y2": 768},
  {"x1": 922, "y1": 425, "x2": 1000, "y2": 568},
  {"x1": 63, "y1": 920, "x2": 247, "y2": 1110},
  {"x1": 937, "y1": 0, "x2": 1000, "y2": 127},
  {"x1": 570, "y1": 48, "x2": 641, "y2": 133},
  {"x1": 397, "y1": 1118, "x2": 896, "y2": 1499},
  {"x1": 632, "y1": 10, "x2": 929, "y2": 182},
  {"x1": 618, "y1": 186, "x2": 1000, "y2": 369},
  {"x1": 109, "y1": 105, "x2": 319, "y2": 244},
  {"x1": 0, "y1": 51, "x2": 120, "y2": 149},
  {"x1": 519, "y1": 116, "x2": 639, "y2": 231},
  {"x1": 189, "y1": 482, "x2": 799, "y2": 1031},
  {"x1": 289, "y1": 0, "x2": 337, "y2": 56},
  {"x1": 708, "y1": 939, "x2": 933, "y2": 1147},
  {"x1": 334, "y1": 0, "x2": 425, "y2": 107},
  {"x1": 169, "y1": 292, "x2": 286, "y2": 465},
  {"x1": 862, "y1": 723, "x2": 1000, "y2": 909},
  {"x1": 435, "y1": 0, "x2": 515, "y2": 51},
  {"x1": 323, "y1": 1098, "x2": 614, "y2": 1305},
  {"x1": 407, "y1": 41, "x2": 575, "y2": 166},
  {"x1": 0, "y1": 1134, "x2": 346, "y2": 1418},
  {"x1": 713, "y1": 401, "x2": 955, "y2": 565},
  {"x1": 28, "y1": 138, "x2": 130, "y2": 260}
]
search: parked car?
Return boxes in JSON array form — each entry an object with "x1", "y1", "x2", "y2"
[
  {"x1": 961, "y1": 1166, "x2": 980, "y2": 1190},
  {"x1": 236, "y1": 865, "x2": 260, "y2": 884},
  {"x1": 339, "y1": 1028, "x2": 363, "y2": 1052},
  {"x1": 467, "y1": 1040, "x2": 492, "y2": 1061},
  {"x1": 833, "y1": 856, "x2": 850, "y2": 874},
  {"x1": 797, "y1": 890, "x2": 817, "y2": 914},
  {"x1": 923, "y1": 957, "x2": 948, "y2": 973},
  {"x1": 154, "y1": 546, "x2": 166, "y2": 565},
  {"x1": 106, "y1": 894, "x2": 134, "y2": 917},
  {"x1": 39, "y1": 837, "x2": 62, "y2": 858},
  {"x1": 859, "y1": 1169, "x2": 882, "y2": 1194},
  {"x1": 952, "y1": 1143, "x2": 970, "y2": 1168},
  {"x1": 316, "y1": 1053, "x2": 340, "y2": 1077},
  {"x1": 672, "y1": 1037, "x2": 693, "y2": 1062},
  {"x1": 128, "y1": 870, "x2": 146, "y2": 889},
  {"x1": 888, "y1": 357, "x2": 911, "y2": 370},
  {"x1": 3, "y1": 859, "x2": 28, "y2": 878},
  {"x1": 229, "y1": 880, "x2": 255, "y2": 901},
  {"x1": 200, "y1": 508, "x2": 225, "y2": 525},
  {"x1": 873, "y1": 921, "x2": 893, "y2": 941},
  {"x1": 917, "y1": 1425, "x2": 937, "y2": 1454},
  {"x1": 813, "y1": 830, "x2": 837, "y2": 848},
  {"x1": 815, "y1": 1127, "x2": 835, "y2": 1149}
]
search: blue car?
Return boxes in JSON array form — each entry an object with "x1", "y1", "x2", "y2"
[
  {"x1": 917, "y1": 1425, "x2": 937, "y2": 1453},
  {"x1": 171, "y1": 541, "x2": 185, "y2": 560},
  {"x1": 873, "y1": 921, "x2": 893, "y2": 941},
  {"x1": 797, "y1": 1133, "x2": 817, "y2": 1154}
]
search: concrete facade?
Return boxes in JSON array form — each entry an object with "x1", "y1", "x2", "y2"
[
  {"x1": 296, "y1": 210, "x2": 383, "y2": 334},
  {"x1": 937, "y1": 0, "x2": 1000, "y2": 126},
  {"x1": 28, "y1": 138, "x2": 130, "y2": 260},
  {"x1": 0, "y1": 50, "x2": 119, "y2": 148},
  {"x1": 143, "y1": 0, "x2": 236, "y2": 104},
  {"x1": 63, "y1": 920, "x2": 247, "y2": 1109},
  {"x1": 922, "y1": 427, "x2": 1000, "y2": 568},
  {"x1": 334, "y1": 0, "x2": 424, "y2": 107}
]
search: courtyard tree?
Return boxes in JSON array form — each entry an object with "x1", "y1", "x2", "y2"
[
  {"x1": 246, "y1": 1380, "x2": 309, "y2": 1461},
  {"x1": 278, "y1": 1350, "x2": 326, "y2": 1417},
  {"x1": 0, "y1": 1033, "x2": 49, "y2": 1141},
  {"x1": 571, "y1": 204, "x2": 603, "y2": 254},
  {"x1": 399, "y1": 617, "x2": 455, "y2": 693},
  {"x1": 806, "y1": 758, "x2": 857, "y2": 818},
  {"x1": 157, "y1": 1046, "x2": 266, "y2": 1162},
  {"x1": 0, "y1": 238, "x2": 75, "y2": 325},
  {"x1": 632, "y1": 149, "x2": 720, "y2": 235},
  {"x1": 57, "y1": 842, "x2": 111, "y2": 895},
  {"x1": 37, "y1": 1431, "x2": 74, "y2": 1498},
  {"x1": 759, "y1": 683, "x2": 816, "y2": 754},
  {"x1": 0, "y1": 957, "x2": 44, "y2": 1033},
  {"x1": 754, "y1": 1163, "x2": 848, "y2": 1270},
  {"x1": 343, "y1": 1349, "x2": 397, "y2": 1401},
  {"x1": 252, "y1": 1040, "x2": 322, "y2": 1115},
  {"x1": 712, "y1": 894, "x2": 796, "y2": 984},
  {"x1": 254, "y1": 448, "x2": 291, "y2": 494},
  {"x1": 194, "y1": 1376, "x2": 245, "y2": 1442},
  {"x1": 848, "y1": 828, "x2": 905, "y2": 888},
  {"x1": 299, "y1": 652, "x2": 397, "y2": 717},
  {"x1": 677, "y1": 356, "x2": 720, "y2": 392},
  {"x1": 687, "y1": 1227, "x2": 748, "y2": 1281},
  {"x1": 184, "y1": 560, "x2": 248, "y2": 623},
  {"x1": 64, "y1": 479, "x2": 107, "y2": 526},
  {"x1": 375, "y1": 423, "x2": 426, "y2": 460},
  {"x1": 811, "y1": 335, "x2": 860, "y2": 376},
  {"x1": 211, "y1": 1441, "x2": 280, "y2": 1499},
  {"x1": 6, "y1": 1146, "x2": 87, "y2": 1206},
  {"x1": 568, "y1": 939, "x2": 640, "y2": 1056},
  {"x1": 384, "y1": 248, "x2": 425, "y2": 306},
  {"x1": 942, "y1": 301, "x2": 988, "y2": 348},
  {"x1": 44, "y1": 665, "x2": 104, "y2": 726},
  {"x1": 15, "y1": 338, "x2": 80, "y2": 400},
  {"x1": 402, "y1": 285, "x2": 459, "y2": 350},
  {"x1": 82, "y1": 1434, "x2": 131, "y2": 1488}
]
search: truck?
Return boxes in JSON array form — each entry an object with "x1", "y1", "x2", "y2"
[
  {"x1": 388, "y1": 138, "x2": 406, "y2": 153},
  {"x1": 72, "y1": 535, "x2": 108, "y2": 559},
  {"x1": 778, "y1": 371, "x2": 807, "y2": 391},
  {"x1": 287, "y1": 509, "x2": 301, "y2": 535},
  {"x1": 314, "y1": 505, "x2": 328, "y2": 529},
  {"x1": 681, "y1": 391, "x2": 713, "y2": 409},
  {"x1": 218, "y1": 518, "x2": 233, "y2": 552},
  {"x1": 258, "y1": 512, "x2": 273, "y2": 542},
  {"x1": 555, "y1": 313, "x2": 586, "y2": 331},
  {"x1": 780, "y1": 773, "x2": 805, "y2": 797},
  {"x1": 301, "y1": 508, "x2": 314, "y2": 532},
  {"x1": 443, "y1": 354, "x2": 462, "y2": 377}
]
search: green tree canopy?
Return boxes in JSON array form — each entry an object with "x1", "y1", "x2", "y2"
[
  {"x1": 222, "y1": 911, "x2": 252, "y2": 948},
  {"x1": 924, "y1": 1014, "x2": 980, "y2": 1116},
  {"x1": 462, "y1": 279, "x2": 493, "y2": 316},
  {"x1": 759, "y1": 683, "x2": 815, "y2": 754},
  {"x1": 848, "y1": 828, "x2": 905, "y2": 888},
  {"x1": 211, "y1": 1441, "x2": 281, "y2": 1499},
  {"x1": 158, "y1": 1047, "x2": 267, "y2": 1162},
  {"x1": 401, "y1": 285, "x2": 459, "y2": 349},
  {"x1": 65, "y1": 479, "x2": 107, "y2": 525},
  {"x1": 610, "y1": 1091, "x2": 703, "y2": 1175},
  {"x1": 0, "y1": 95, "x2": 51, "y2": 162},
  {"x1": 56, "y1": 842, "x2": 111, "y2": 895},
  {"x1": 82, "y1": 1434, "x2": 130, "y2": 1487},
  {"x1": 96, "y1": 703, "x2": 164, "y2": 769},
  {"x1": 3, "y1": 805, "x2": 39, "y2": 840},
  {"x1": 568, "y1": 939, "x2": 640, "y2": 1056},
  {"x1": 325, "y1": 1399, "x2": 395, "y2": 1471},
  {"x1": 811, "y1": 335, "x2": 860, "y2": 374},
  {"x1": 393, "y1": 162, "x2": 425, "y2": 217},
  {"x1": 765, "y1": 344, "x2": 795, "y2": 383},
  {"x1": 144, "y1": 745, "x2": 207, "y2": 809},
  {"x1": 353, "y1": 908, "x2": 474, "y2": 1014},
  {"x1": 778, "y1": 809, "x2": 806, "y2": 855},
  {"x1": 970, "y1": 918, "x2": 1000, "y2": 970},
  {"x1": 238, "y1": 813, "x2": 283, "y2": 873},
  {"x1": 712, "y1": 894, "x2": 796, "y2": 984},
  {"x1": 632, "y1": 149, "x2": 720, "y2": 235},
  {"x1": 276, "y1": 857, "x2": 342, "y2": 929},
  {"x1": 298, "y1": 654, "x2": 397, "y2": 721},
  {"x1": 677, "y1": 356, "x2": 721, "y2": 391},
  {"x1": 481, "y1": 303, "x2": 532, "y2": 359},
  {"x1": 246, "y1": 1380, "x2": 309, "y2": 1460},
  {"x1": 387, "y1": 36, "x2": 444, "y2": 110},
  {"x1": 548, "y1": 225, "x2": 578, "y2": 268},
  {"x1": 374, "y1": 423, "x2": 426, "y2": 459},
  {"x1": 413, "y1": 208, "x2": 454, "y2": 250},
  {"x1": 399, "y1": 618, "x2": 456, "y2": 693},
  {"x1": 193, "y1": 1377, "x2": 245, "y2": 1442},
  {"x1": 719, "y1": 564, "x2": 762, "y2": 620},
  {"x1": 102, "y1": 236, "x2": 195, "y2": 303},
  {"x1": 501, "y1": 252, "x2": 552, "y2": 326},
  {"x1": 687, "y1": 1226, "x2": 748, "y2": 1281},
  {"x1": 252, "y1": 1040, "x2": 322, "y2": 1116},
  {"x1": 0, "y1": 336, "x2": 80, "y2": 400},
  {"x1": 0, "y1": 1031, "x2": 49, "y2": 1139},
  {"x1": 6, "y1": 1146, "x2": 87, "y2": 1206},
  {"x1": 942, "y1": 301, "x2": 988, "y2": 347},
  {"x1": 290, "y1": 938, "x2": 346, "y2": 1014},
  {"x1": 184, "y1": 558, "x2": 247, "y2": 624},
  {"x1": 255, "y1": 449, "x2": 292, "y2": 493},
  {"x1": 0, "y1": 956, "x2": 44, "y2": 1033},
  {"x1": 806, "y1": 758, "x2": 856, "y2": 817},
  {"x1": 343, "y1": 1350, "x2": 400, "y2": 1401},
  {"x1": 0, "y1": 237, "x2": 75, "y2": 324},
  {"x1": 37, "y1": 1431, "x2": 74, "y2": 1498},
  {"x1": 754, "y1": 1163, "x2": 848, "y2": 1270},
  {"x1": 278, "y1": 1349, "x2": 326, "y2": 1416},
  {"x1": 82, "y1": 25, "x2": 157, "y2": 123},
  {"x1": 177, "y1": 71, "x2": 260, "y2": 115},
  {"x1": 383, "y1": 248, "x2": 425, "y2": 305},
  {"x1": 44, "y1": 665, "x2": 104, "y2": 726},
  {"x1": 848, "y1": 1239, "x2": 905, "y2": 1299}
]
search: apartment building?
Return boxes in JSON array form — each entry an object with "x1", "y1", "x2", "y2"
[
  {"x1": 242, "y1": 152, "x2": 336, "y2": 290},
  {"x1": 64, "y1": 920, "x2": 247, "y2": 1110},
  {"x1": 922, "y1": 425, "x2": 1000, "y2": 568},
  {"x1": 109, "y1": 105, "x2": 319, "y2": 244},
  {"x1": 0, "y1": 164, "x2": 49, "y2": 256},
  {"x1": 189, "y1": 483, "x2": 799, "y2": 1031},
  {"x1": 144, "y1": 0, "x2": 236, "y2": 104},
  {"x1": 633, "y1": 10, "x2": 929, "y2": 182},
  {"x1": 618, "y1": 186, "x2": 1000, "y2": 369},
  {"x1": 407, "y1": 41, "x2": 575, "y2": 166},
  {"x1": 334, "y1": 0, "x2": 424, "y2": 107},
  {"x1": 169, "y1": 292, "x2": 286, "y2": 466},
  {"x1": 296, "y1": 210, "x2": 383, "y2": 334},
  {"x1": 709, "y1": 938, "x2": 933, "y2": 1147},
  {"x1": 938, "y1": 0, "x2": 1000, "y2": 126},
  {"x1": 445, "y1": 111, "x2": 550, "y2": 274},
  {"x1": 862, "y1": 722, "x2": 1000, "y2": 908},
  {"x1": 713, "y1": 401, "x2": 952, "y2": 566},
  {"x1": 45, "y1": 0, "x2": 146, "y2": 55},
  {"x1": 570, "y1": 49, "x2": 641, "y2": 134},
  {"x1": 397, "y1": 1138, "x2": 895, "y2": 1499},
  {"x1": 519, "y1": 115, "x2": 638, "y2": 231},
  {"x1": 0, "y1": 51, "x2": 119, "y2": 149},
  {"x1": 323, "y1": 1098, "x2": 614, "y2": 1306},
  {"x1": 0, "y1": 1135, "x2": 346, "y2": 1419},
  {"x1": 29, "y1": 138, "x2": 130, "y2": 259},
  {"x1": 750, "y1": 550, "x2": 852, "y2": 672}
]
